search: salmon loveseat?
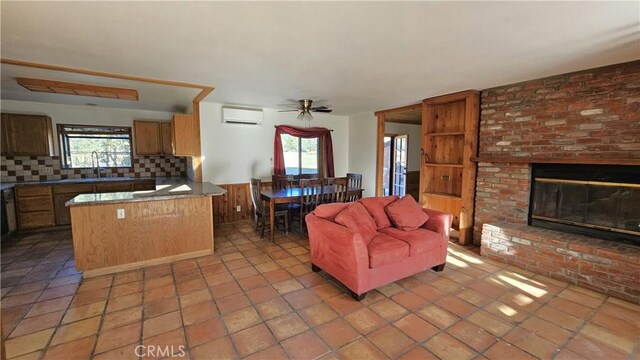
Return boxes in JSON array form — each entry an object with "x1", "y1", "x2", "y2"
[{"x1": 306, "y1": 195, "x2": 453, "y2": 300}]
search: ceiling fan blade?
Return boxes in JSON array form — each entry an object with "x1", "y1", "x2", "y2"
[
  {"x1": 312, "y1": 109, "x2": 333, "y2": 113},
  {"x1": 311, "y1": 106, "x2": 331, "y2": 111},
  {"x1": 278, "y1": 110, "x2": 300, "y2": 112},
  {"x1": 277, "y1": 104, "x2": 301, "y2": 108}
]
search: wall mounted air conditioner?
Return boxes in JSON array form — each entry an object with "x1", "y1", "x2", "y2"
[{"x1": 222, "y1": 106, "x2": 263, "y2": 125}]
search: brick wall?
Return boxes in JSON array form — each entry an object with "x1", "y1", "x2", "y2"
[
  {"x1": 473, "y1": 60, "x2": 640, "y2": 241},
  {"x1": 481, "y1": 222, "x2": 640, "y2": 304}
]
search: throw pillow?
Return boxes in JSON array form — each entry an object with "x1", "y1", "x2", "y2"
[
  {"x1": 359, "y1": 195, "x2": 399, "y2": 229},
  {"x1": 335, "y1": 202, "x2": 378, "y2": 243},
  {"x1": 384, "y1": 194, "x2": 429, "y2": 231}
]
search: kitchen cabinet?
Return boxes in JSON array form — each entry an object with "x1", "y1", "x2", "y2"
[
  {"x1": 172, "y1": 114, "x2": 194, "y2": 156},
  {"x1": 1, "y1": 113, "x2": 54, "y2": 156},
  {"x1": 94, "y1": 181, "x2": 134, "y2": 193},
  {"x1": 18, "y1": 180, "x2": 157, "y2": 228},
  {"x1": 133, "y1": 121, "x2": 162, "y2": 155},
  {"x1": 161, "y1": 122, "x2": 173, "y2": 155},
  {"x1": 16, "y1": 186, "x2": 55, "y2": 229},
  {"x1": 133, "y1": 120, "x2": 173, "y2": 155},
  {"x1": 53, "y1": 184, "x2": 95, "y2": 226}
]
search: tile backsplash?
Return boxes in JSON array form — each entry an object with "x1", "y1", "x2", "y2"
[{"x1": 1, "y1": 155, "x2": 187, "y2": 182}]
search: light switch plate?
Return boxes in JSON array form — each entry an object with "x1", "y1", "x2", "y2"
[
  {"x1": 117, "y1": 209, "x2": 125, "y2": 219},
  {"x1": 236, "y1": 205, "x2": 241, "y2": 212}
]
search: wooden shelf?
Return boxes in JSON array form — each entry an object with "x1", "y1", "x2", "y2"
[
  {"x1": 423, "y1": 192, "x2": 462, "y2": 199},
  {"x1": 426, "y1": 132, "x2": 465, "y2": 137},
  {"x1": 424, "y1": 163, "x2": 464, "y2": 168},
  {"x1": 471, "y1": 157, "x2": 640, "y2": 165}
]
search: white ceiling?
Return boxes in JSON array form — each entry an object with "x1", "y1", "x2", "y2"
[{"x1": 1, "y1": 1, "x2": 639, "y2": 115}]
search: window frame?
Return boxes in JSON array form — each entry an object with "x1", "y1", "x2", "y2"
[
  {"x1": 57, "y1": 123, "x2": 134, "y2": 169},
  {"x1": 280, "y1": 134, "x2": 322, "y2": 177}
]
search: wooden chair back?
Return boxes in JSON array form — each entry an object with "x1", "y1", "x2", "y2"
[
  {"x1": 272, "y1": 174, "x2": 294, "y2": 191},
  {"x1": 250, "y1": 178, "x2": 264, "y2": 215},
  {"x1": 299, "y1": 178, "x2": 323, "y2": 214},
  {"x1": 324, "y1": 177, "x2": 348, "y2": 203},
  {"x1": 346, "y1": 173, "x2": 363, "y2": 201}
]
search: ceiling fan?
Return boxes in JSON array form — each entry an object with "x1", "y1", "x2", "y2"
[{"x1": 278, "y1": 99, "x2": 333, "y2": 122}]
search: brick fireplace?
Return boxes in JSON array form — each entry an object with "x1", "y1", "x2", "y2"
[{"x1": 474, "y1": 60, "x2": 640, "y2": 303}]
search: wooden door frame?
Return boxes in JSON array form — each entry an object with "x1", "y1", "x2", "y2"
[{"x1": 374, "y1": 103, "x2": 422, "y2": 196}]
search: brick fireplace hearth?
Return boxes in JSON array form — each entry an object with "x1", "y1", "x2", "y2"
[{"x1": 473, "y1": 60, "x2": 640, "y2": 303}]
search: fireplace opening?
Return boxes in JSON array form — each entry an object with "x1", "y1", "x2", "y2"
[{"x1": 529, "y1": 164, "x2": 640, "y2": 245}]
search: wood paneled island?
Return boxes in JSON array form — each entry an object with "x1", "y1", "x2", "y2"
[{"x1": 67, "y1": 182, "x2": 225, "y2": 277}]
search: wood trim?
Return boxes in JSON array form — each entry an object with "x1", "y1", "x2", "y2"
[
  {"x1": 83, "y1": 249, "x2": 213, "y2": 278},
  {"x1": 459, "y1": 92, "x2": 480, "y2": 244},
  {"x1": 472, "y1": 156, "x2": 640, "y2": 165},
  {"x1": 193, "y1": 87, "x2": 215, "y2": 103},
  {"x1": 374, "y1": 103, "x2": 422, "y2": 116},
  {"x1": 2, "y1": 58, "x2": 212, "y2": 92},
  {"x1": 17, "y1": 77, "x2": 138, "y2": 100},
  {"x1": 375, "y1": 114, "x2": 386, "y2": 196},
  {"x1": 423, "y1": 90, "x2": 480, "y2": 105},
  {"x1": 191, "y1": 101, "x2": 203, "y2": 181}
]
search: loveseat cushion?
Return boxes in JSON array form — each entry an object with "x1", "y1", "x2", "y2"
[
  {"x1": 335, "y1": 202, "x2": 378, "y2": 243},
  {"x1": 359, "y1": 195, "x2": 399, "y2": 229},
  {"x1": 379, "y1": 227, "x2": 442, "y2": 256},
  {"x1": 385, "y1": 195, "x2": 429, "y2": 231},
  {"x1": 314, "y1": 203, "x2": 351, "y2": 222},
  {"x1": 367, "y1": 233, "x2": 410, "y2": 268}
]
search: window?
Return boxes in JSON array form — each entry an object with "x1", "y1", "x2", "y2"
[
  {"x1": 58, "y1": 124, "x2": 132, "y2": 168},
  {"x1": 280, "y1": 134, "x2": 319, "y2": 176}
]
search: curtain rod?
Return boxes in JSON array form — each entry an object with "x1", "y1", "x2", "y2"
[{"x1": 274, "y1": 126, "x2": 333, "y2": 132}]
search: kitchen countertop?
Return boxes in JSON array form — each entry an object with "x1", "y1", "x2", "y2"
[
  {"x1": 1, "y1": 177, "x2": 185, "y2": 191},
  {"x1": 66, "y1": 181, "x2": 226, "y2": 206}
]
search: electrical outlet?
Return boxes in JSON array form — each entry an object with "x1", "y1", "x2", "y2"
[
  {"x1": 117, "y1": 209, "x2": 125, "y2": 219},
  {"x1": 236, "y1": 205, "x2": 241, "y2": 212}
]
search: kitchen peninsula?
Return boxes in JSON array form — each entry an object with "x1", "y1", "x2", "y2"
[{"x1": 67, "y1": 181, "x2": 225, "y2": 277}]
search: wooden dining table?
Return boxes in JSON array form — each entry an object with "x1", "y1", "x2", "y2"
[{"x1": 260, "y1": 186, "x2": 364, "y2": 242}]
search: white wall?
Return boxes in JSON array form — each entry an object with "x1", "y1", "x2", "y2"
[
  {"x1": 0, "y1": 99, "x2": 174, "y2": 156},
  {"x1": 347, "y1": 112, "x2": 378, "y2": 197},
  {"x1": 384, "y1": 122, "x2": 422, "y2": 172},
  {"x1": 199, "y1": 102, "x2": 350, "y2": 184}
]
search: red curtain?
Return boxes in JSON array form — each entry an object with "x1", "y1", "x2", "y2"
[{"x1": 274, "y1": 125, "x2": 335, "y2": 177}]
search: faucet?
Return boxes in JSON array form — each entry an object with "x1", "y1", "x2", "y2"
[{"x1": 91, "y1": 151, "x2": 102, "y2": 178}]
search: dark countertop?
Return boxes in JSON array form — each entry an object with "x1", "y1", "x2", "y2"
[
  {"x1": 1, "y1": 177, "x2": 186, "y2": 191},
  {"x1": 66, "y1": 181, "x2": 226, "y2": 206}
]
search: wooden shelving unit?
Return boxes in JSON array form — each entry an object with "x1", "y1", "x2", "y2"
[{"x1": 420, "y1": 90, "x2": 479, "y2": 244}]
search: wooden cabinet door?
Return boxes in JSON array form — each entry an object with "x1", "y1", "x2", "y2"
[
  {"x1": 134, "y1": 121, "x2": 161, "y2": 155},
  {"x1": 1, "y1": 114, "x2": 53, "y2": 156},
  {"x1": 160, "y1": 122, "x2": 173, "y2": 155},
  {"x1": 172, "y1": 114, "x2": 194, "y2": 156},
  {"x1": 1, "y1": 114, "x2": 9, "y2": 155},
  {"x1": 95, "y1": 182, "x2": 133, "y2": 192},
  {"x1": 16, "y1": 186, "x2": 55, "y2": 229},
  {"x1": 54, "y1": 193, "x2": 77, "y2": 225}
]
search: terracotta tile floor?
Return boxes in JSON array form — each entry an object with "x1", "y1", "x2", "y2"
[{"x1": 2, "y1": 223, "x2": 639, "y2": 359}]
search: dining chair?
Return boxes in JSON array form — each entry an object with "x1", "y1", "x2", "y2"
[
  {"x1": 346, "y1": 173, "x2": 363, "y2": 202},
  {"x1": 272, "y1": 174, "x2": 294, "y2": 191},
  {"x1": 250, "y1": 178, "x2": 289, "y2": 238},
  {"x1": 323, "y1": 177, "x2": 348, "y2": 204},
  {"x1": 293, "y1": 178, "x2": 323, "y2": 236}
]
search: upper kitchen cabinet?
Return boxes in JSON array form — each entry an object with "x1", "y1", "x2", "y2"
[
  {"x1": 133, "y1": 120, "x2": 175, "y2": 156},
  {"x1": 160, "y1": 122, "x2": 173, "y2": 155},
  {"x1": 172, "y1": 114, "x2": 194, "y2": 156},
  {"x1": 133, "y1": 120, "x2": 162, "y2": 155},
  {"x1": 1, "y1": 113, "x2": 54, "y2": 156}
]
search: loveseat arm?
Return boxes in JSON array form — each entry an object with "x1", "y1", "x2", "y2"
[
  {"x1": 422, "y1": 208, "x2": 453, "y2": 239},
  {"x1": 305, "y1": 214, "x2": 370, "y2": 293}
]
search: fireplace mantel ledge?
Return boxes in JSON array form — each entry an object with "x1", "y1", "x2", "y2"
[{"x1": 471, "y1": 156, "x2": 640, "y2": 165}]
